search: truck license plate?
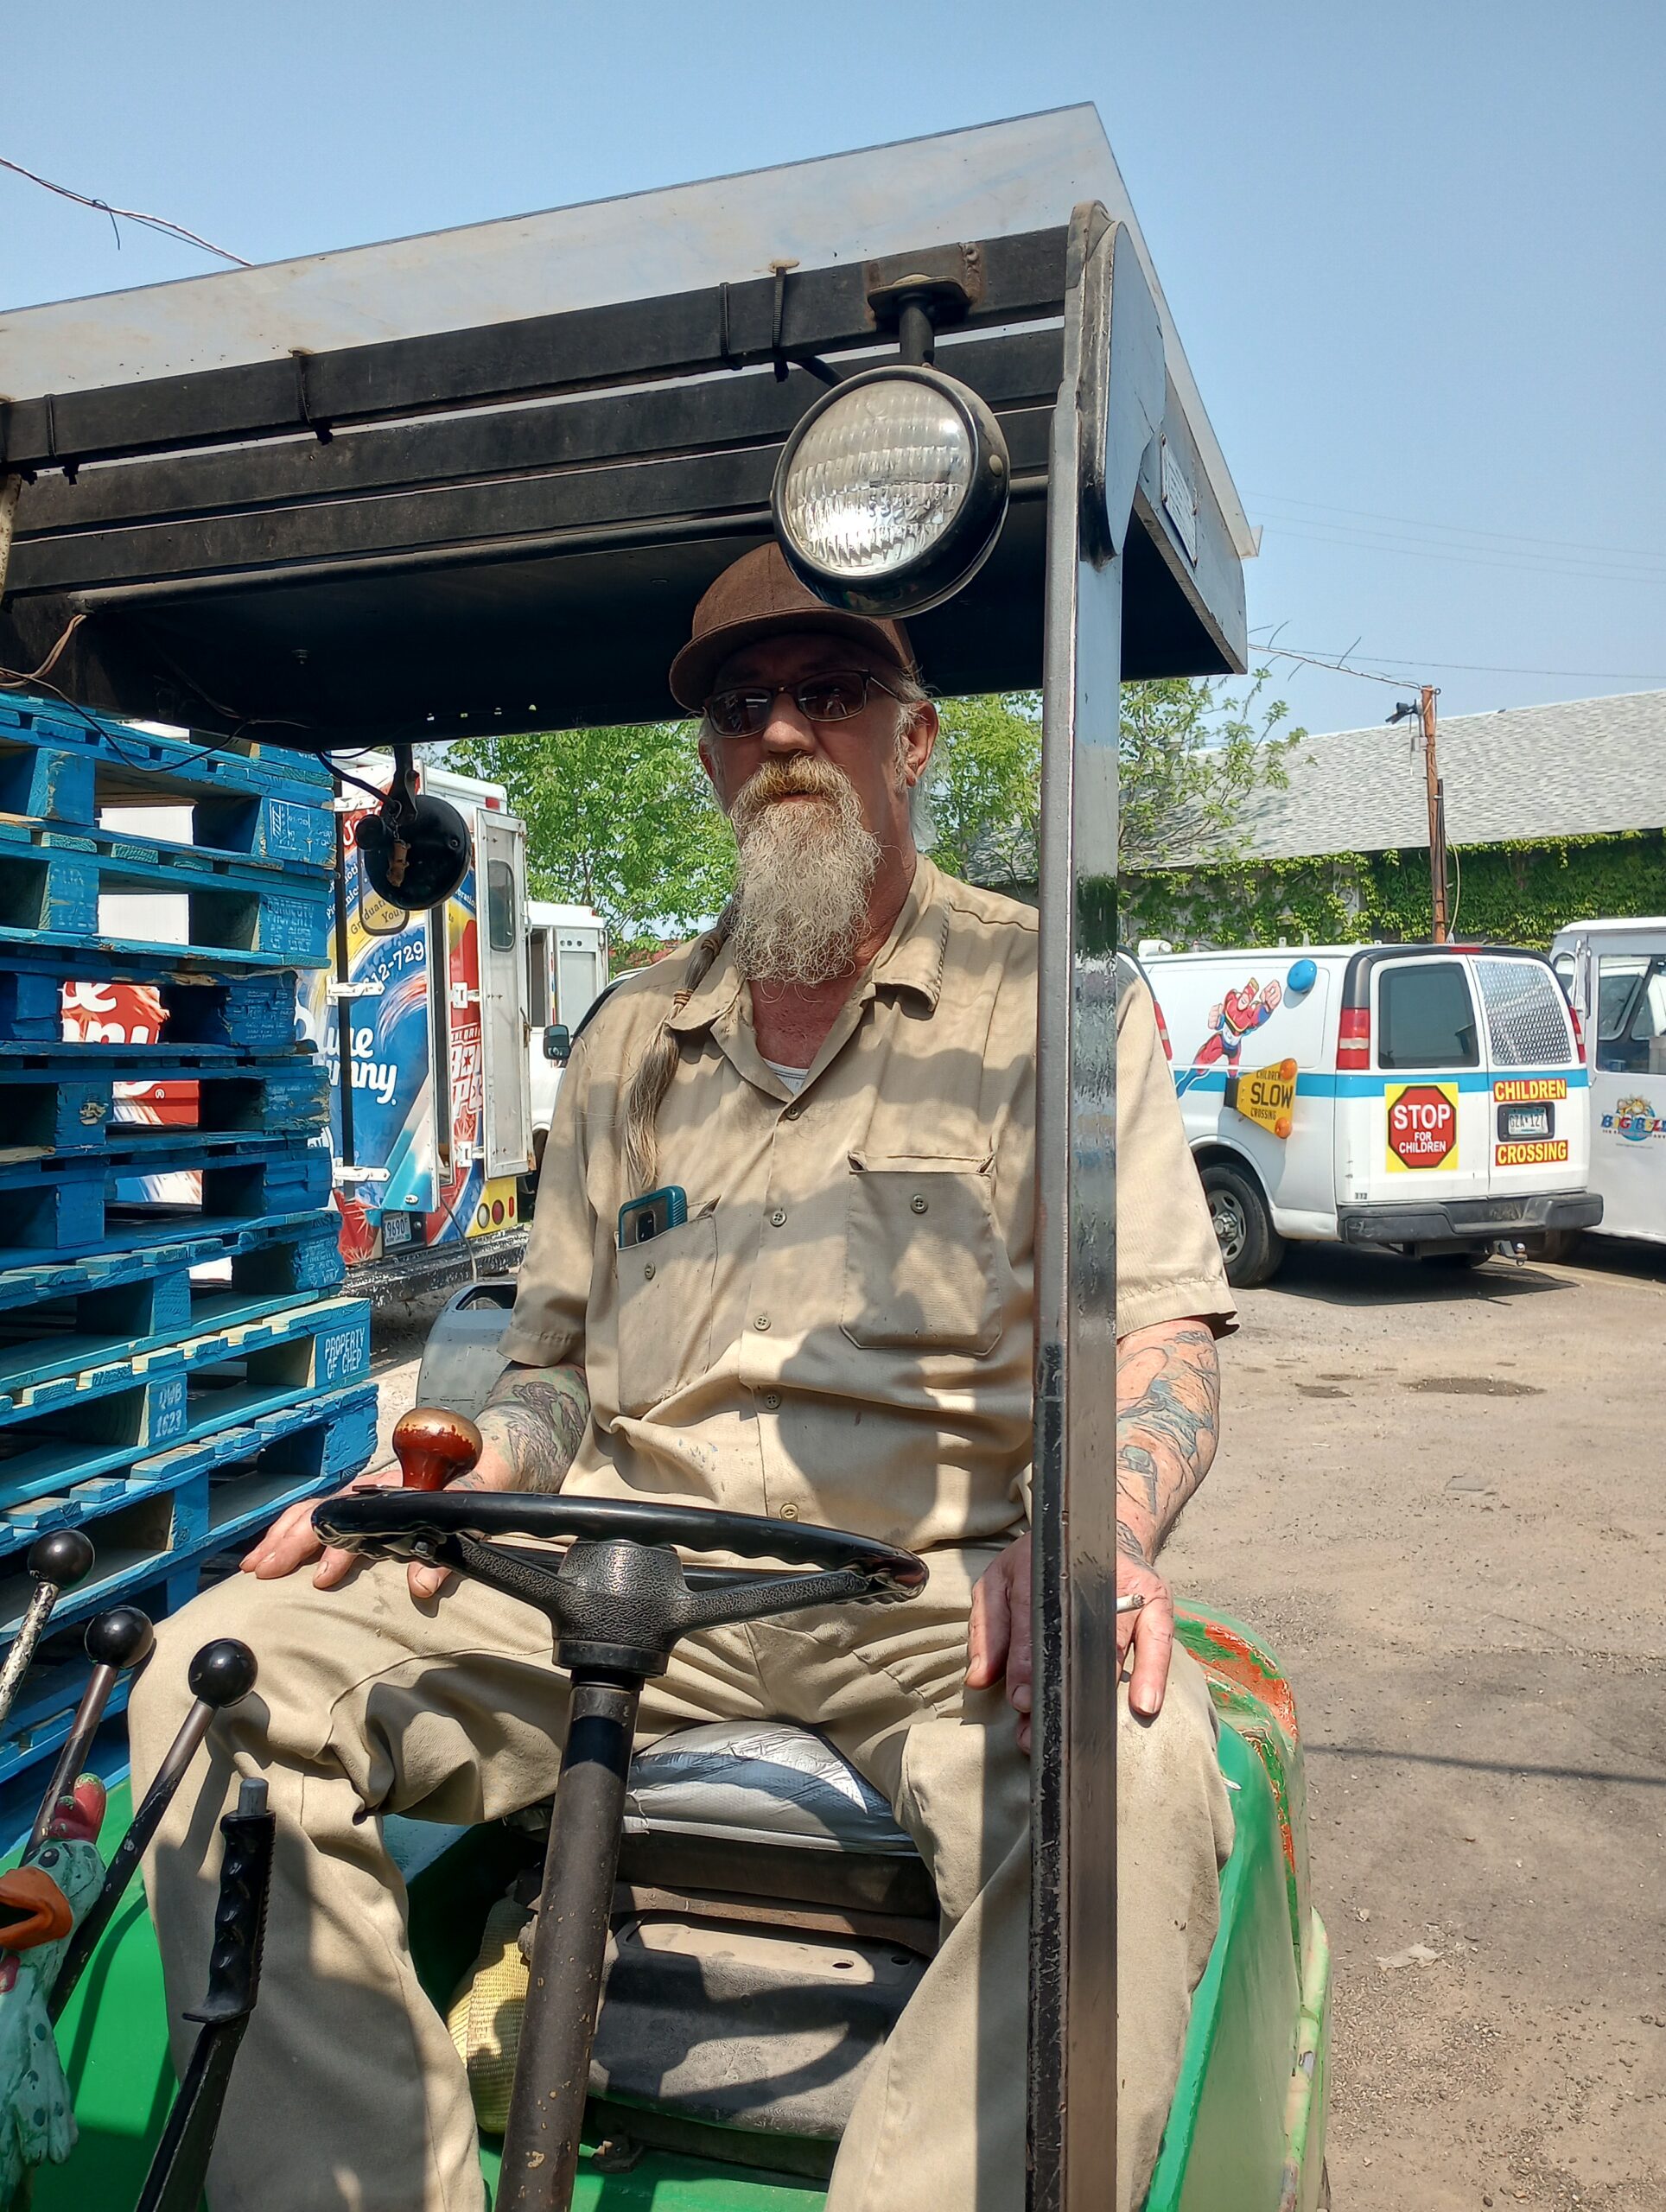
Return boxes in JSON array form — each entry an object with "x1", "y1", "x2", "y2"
[
  {"x1": 1503, "y1": 1104, "x2": 1552, "y2": 1141},
  {"x1": 381, "y1": 1210, "x2": 416, "y2": 1249}
]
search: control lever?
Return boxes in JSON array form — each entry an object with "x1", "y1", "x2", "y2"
[
  {"x1": 392, "y1": 1407, "x2": 484, "y2": 1492},
  {"x1": 0, "y1": 1532, "x2": 98, "y2": 1735},
  {"x1": 50, "y1": 1639, "x2": 258, "y2": 2019},
  {"x1": 26, "y1": 1606, "x2": 155, "y2": 1858},
  {"x1": 132, "y1": 1777, "x2": 277, "y2": 2212}
]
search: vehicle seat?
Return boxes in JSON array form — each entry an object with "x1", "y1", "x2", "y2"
[
  {"x1": 623, "y1": 1721, "x2": 917, "y2": 1856},
  {"x1": 582, "y1": 1721, "x2": 936, "y2": 2169}
]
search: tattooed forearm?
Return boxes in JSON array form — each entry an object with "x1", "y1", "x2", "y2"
[
  {"x1": 474, "y1": 1362, "x2": 590, "y2": 1495},
  {"x1": 1116, "y1": 1319, "x2": 1220, "y2": 1565}
]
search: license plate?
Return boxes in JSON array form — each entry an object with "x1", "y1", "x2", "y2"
[
  {"x1": 381, "y1": 1210, "x2": 416, "y2": 1249},
  {"x1": 1504, "y1": 1104, "x2": 1551, "y2": 1141}
]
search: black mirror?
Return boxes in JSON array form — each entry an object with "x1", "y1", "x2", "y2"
[
  {"x1": 356, "y1": 792, "x2": 470, "y2": 912},
  {"x1": 543, "y1": 1024, "x2": 572, "y2": 1065}
]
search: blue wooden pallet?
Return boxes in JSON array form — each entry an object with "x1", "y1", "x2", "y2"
[
  {"x1": 1, "y1": 957, "x2": 306, "y2": 1051},
  {"x1": 0, "y1": 1287, "x2": 370, "y2": 1425},
  {"x1": 0, "y1": 695, "x2": 333, "y2": 869},
  {"x1": 0, "y1": 822, "x2": 332, "y2": 965},
  {"x1": 0, "y1": 1208, "x2": 342, "y2": 1321},
  {"x1": 0, "y1": 1217, "x2": 344, "y2": 1394},
  {"x1": 0, "y1": 1043, "x2": 327, "y2": 1160},
  {"x1": 0, "y1": 1294, "x2": 371, "y2": 1536},
  {"x1": 0, "y1": 1133, "x2": 330, "y2": 1262},
  {"x1": 0, "y1": 945, "x2": 308, "y2": 1049},
  {"x1": 0, "y1": 1382, "x2": 378, "y2": 1792}
]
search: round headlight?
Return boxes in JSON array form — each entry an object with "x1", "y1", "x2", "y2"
[{"x1": 772, "y1": 364, "x2": 1009, "y2": 618}]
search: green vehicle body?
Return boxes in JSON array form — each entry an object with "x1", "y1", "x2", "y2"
[{"x1": 22, "y1": 1607, "x2": 1329, "y2": 2212}]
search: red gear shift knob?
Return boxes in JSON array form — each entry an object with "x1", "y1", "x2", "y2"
[{"x1": 392, "y1": 1407, "x2": 484, "y2": 1492}]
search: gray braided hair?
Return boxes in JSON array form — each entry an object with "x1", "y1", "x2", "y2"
[{"x1": 620, "y1": 910, "x2": 734, "y2": 1198}]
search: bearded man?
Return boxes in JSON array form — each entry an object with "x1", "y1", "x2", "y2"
[{"x1": 130, "y1": 544, "x2": 1237, "y2": 2212}]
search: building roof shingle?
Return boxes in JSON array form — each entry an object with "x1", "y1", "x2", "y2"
[{"x1": 1179, "y1": 689, "x2": 1666, "y2": 864}]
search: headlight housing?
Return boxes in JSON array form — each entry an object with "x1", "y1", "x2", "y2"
[{"x1": 771, "y1": 364, "x2": 1010, "y2": 618}]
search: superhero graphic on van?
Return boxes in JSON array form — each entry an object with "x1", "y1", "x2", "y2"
[{"x1": 1173, "y1": 977, "x2": 1282, "y2": 1094}]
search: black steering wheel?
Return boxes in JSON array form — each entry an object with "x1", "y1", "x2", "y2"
[{"x1": 313, "y1": 1491, "x2": 927, "y2": 1678}]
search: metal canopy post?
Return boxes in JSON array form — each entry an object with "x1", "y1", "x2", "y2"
[{"x1": 1029, "y1": 207, "x2": 1166, "y2": 2210}]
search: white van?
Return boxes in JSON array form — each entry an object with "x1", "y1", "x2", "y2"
[
  {"x1": 1549, "y1": 918, "x2": 1666, "y2": 1247},
  {"x1": 525, "y1": 901, "x2": 609, "y2": 1171},
  {"x1": 1143, "y1": 944, "x2": 1601, "y2": 1285}
]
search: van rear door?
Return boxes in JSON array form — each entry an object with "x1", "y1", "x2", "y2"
[
  {"x1": 1466, "y1": 951, "x2": 1587, "y2": 1205},
  {"x1": 1358, "y1": 954, "x2": 1490, "y2": 1208},
  {"x1": 1586, "y1": 935, "x2": 1666, "y2": 1241}
]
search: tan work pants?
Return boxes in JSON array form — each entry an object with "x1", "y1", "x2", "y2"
[{"x1": 130, "y1": 1549, "x2": 1232, "y2": 2212}]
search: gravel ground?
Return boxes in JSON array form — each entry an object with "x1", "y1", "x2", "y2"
[
  {"x1": 368, "y1": 1236, "x2": 1666, "y2": 2206},
  {"x1": 1165, "y1": 1235, "x2": 1666, "y2": 2211},
  {"x1": 366, "y1": 1288, "x2": 453, "y2": 1470}
]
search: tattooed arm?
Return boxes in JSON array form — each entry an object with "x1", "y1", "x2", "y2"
[
  {"x1": 1115, "y1": 1317, "x2": 1222, "y2": 1717},
  {"x1": 243, "y1": 1358, "x2": 591, "y2": 1601},
  {"x1": 967, "y1": 1314, "x2": 1221, "y2": 1750},
  {"x1": 473, "y1": 1362, "x2": 591, "y2": 1497}
]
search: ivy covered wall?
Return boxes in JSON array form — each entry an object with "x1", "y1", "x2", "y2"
[{"x1": 1122, "y1": 830, "x2": 1666, "y2": 951}]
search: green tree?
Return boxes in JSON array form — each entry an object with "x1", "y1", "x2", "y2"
[
  {"x1": 925, "y1": 691, "x2": 1043, "y2": 886},
  {"x1": 449, "y1": 722, "x2": 732, "y2": 949},
  {"x1": 1119, "y1": 673, "x2": 1300, "y2": 871},
  {"x1": 922, "y1": 675, "x2": 1298, "y2": 892}
]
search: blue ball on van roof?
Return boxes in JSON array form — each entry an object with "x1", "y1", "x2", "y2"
[{"x1": 1286, "y1": 958, "x2": 1318, "y2": 995}]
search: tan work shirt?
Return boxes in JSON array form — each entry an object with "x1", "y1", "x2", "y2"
[{"x1": 503, "y1": 859, "x2": 1234, "y2": 1554}]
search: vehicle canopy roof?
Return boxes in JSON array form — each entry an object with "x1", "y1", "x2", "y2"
[
  {"x1": 1551, "y1": 917, "x2": 1666, "y2": 938},
  {"x1": 1, "y1": 108, "x2": 1249, "y2": 744}
]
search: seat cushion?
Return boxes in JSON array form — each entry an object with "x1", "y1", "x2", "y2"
[{"x1": 624, "y1": 1722, "x2": 917, "y2": 1855}]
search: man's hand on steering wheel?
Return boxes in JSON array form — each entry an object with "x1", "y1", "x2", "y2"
[{"x1": 241, "y1": 1438, "x2": 515, "y2": 1599}]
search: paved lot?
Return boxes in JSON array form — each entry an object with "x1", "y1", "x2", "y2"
[
  {"x1": 369, "y1": 1239, "x2": 1666, "y2": 2208},
  {"x1": 1166, "y1": 1236, "x2": 1666, "y2": 2211}
]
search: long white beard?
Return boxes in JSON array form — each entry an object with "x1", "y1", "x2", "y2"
[{"x1": 727, "y1": 760, "x2": 882, "y2": 985}]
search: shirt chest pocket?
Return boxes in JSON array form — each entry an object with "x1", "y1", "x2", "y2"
[
  {"x1": 841, "y1": 1153, "x2": 1003, "y2": 1356},
  {"x1": 614, "y1": 1206, "x2": 718, "y2": 1414}
]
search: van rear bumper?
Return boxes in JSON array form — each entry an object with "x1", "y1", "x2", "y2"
[{"x1": 1337, "y1": 1192, "x2": 1604, "y2": 1247}]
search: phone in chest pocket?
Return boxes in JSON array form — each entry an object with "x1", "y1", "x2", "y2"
[{"x1": 617, "y1": 1185, "x2": 689, "y2": 1249}]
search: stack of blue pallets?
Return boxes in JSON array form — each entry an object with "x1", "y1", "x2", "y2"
[{"x1": 0, "y1": 693, "x2": 377, "y2": 1827}]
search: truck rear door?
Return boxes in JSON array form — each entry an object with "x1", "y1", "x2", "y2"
[
  {"x1": 1466, "y1": 951, "x2": 1587, "y2": 1205},
  {"x1": 556, "y1": 924, "x2": 607, "y2": 1028},
  {"x1": 476, "y1": 810, "x2": 532, "y2": 1178}
]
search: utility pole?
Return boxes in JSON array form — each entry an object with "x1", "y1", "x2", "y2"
[
  {"x1": 1389, "y1": 689, "x2": 1449, "y2": 942},
  {"x1": 1420, "y1": 685, "x2": 1449, "y2": 943}
]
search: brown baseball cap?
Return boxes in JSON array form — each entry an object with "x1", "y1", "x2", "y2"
[{"x1": 668, "y1": 543, "x2": 914, "y2": 713}]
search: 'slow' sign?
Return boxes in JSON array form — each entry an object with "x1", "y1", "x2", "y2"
[{"x1": 1225, "y1": 1058, "x2": 1298, "y2": 1140}]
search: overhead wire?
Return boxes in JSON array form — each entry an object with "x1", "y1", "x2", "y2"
[
  {"x1": 1250, "y1": 637, "x2": 1666, "y2": 685},
  {"x1": 0, "y1": 151, "x2": 249, "y2": 265},
  {"x1": 1257, "y1": 515, "x2": 1664, "y2": 589},
  {"x1": 1245, "y1": 488, "x2": 1666, "y2": 569}
]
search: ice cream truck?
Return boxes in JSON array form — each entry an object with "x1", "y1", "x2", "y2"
[{"x1": 62, "y1": 753, "x2": 542, "y2": 1300}]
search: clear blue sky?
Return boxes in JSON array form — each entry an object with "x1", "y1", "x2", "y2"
[{"x1": 4, "y1": 0, "x2": 1663, "y2": 740}]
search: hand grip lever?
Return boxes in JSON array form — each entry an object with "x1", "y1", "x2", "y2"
[{"x1": 392, "y1": 1407, "x2": 483, "y2": 1492}]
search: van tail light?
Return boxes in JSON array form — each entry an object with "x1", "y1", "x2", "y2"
[
  {"x1": 1152, "y1": 995, "x2": 1173, "y2": 1063},
  {"x1": 1337, "y1": 1007, "x2": 1370, "y2": 1070},
  {"x1": 1567, "y1": 1000, "x2": 1585, "y2": 1060}
]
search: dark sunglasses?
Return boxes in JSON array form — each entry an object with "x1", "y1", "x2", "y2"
[{"x1": 704, "y1": 668, "x2": 905, "y2": 739}]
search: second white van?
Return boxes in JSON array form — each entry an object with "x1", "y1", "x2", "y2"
[{"x1": 1144, "y1": 944, "x2": 1601, "y2": 1285}]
